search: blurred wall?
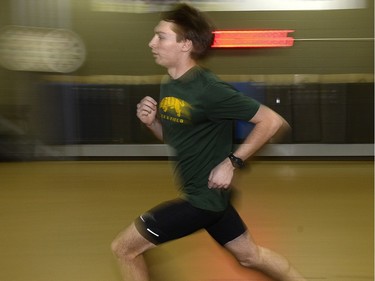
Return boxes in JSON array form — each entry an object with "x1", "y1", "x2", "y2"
[
  {"x1": 69, "y1": 0, "x2": 374, "y2": 75},
  {"x1": 0, "y1": 0, "x2": 373, "y2": 159}
]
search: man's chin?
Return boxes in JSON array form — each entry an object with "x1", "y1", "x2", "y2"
[{"x1": 154, "y1": 59, "x2": 167, "y2": 68}]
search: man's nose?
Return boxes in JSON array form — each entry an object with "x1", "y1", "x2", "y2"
[{"x1": 149, "y1": 35, "x2": 157, "y2": 48}]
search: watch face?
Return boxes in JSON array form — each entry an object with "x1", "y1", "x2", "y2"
[
  {"x1": 233, "y1": 159, "x2": 242, "y2": 169},
  {"x1": 0, "y1": 25, "x2": 86, "y2": 73}
]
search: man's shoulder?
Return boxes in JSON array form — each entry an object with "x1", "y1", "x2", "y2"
[
  {"x1": 195, "y1": 67, "x2": 231, "y2": 92},
  {"x1": 196, "y1": 66, "x2": 219, "y2": 81}
]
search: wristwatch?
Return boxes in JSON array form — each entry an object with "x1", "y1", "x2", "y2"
[{"x1": 228, "y1": 153, "x2": 245, "y2": 169}]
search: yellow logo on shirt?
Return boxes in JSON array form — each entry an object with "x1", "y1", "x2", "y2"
[{"x1": 159, "y1": 97, "x2": 192, "y2": 124}]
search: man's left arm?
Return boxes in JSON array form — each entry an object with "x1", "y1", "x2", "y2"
[
  {"x1": 208, "y1": 105, "x2": 290, "y2": 189},
  {"x1": 233, "y1": 104, "x2": 290, "y2": 160}
]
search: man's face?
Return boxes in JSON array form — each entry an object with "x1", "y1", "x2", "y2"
[{"x1": 149, "y1": 20, "x2": 186, "y2": 68}]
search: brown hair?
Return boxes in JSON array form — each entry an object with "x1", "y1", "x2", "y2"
[{"x1": 161, "y1": 3, "x2": 215, "y2": 60}]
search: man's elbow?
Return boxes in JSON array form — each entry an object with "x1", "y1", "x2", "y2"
[
  {"x1": 270, "y1": 114, "x2": 291, "y2": 143},
  {"x1": 270, "y1": 111, "x2": 284, "y2": 131}
]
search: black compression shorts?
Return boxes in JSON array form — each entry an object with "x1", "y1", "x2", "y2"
[{"x1": 134, "y1": 198, "x2": 247, "y2": 246}]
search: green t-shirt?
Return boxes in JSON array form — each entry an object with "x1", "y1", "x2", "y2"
[{"x1": 159, "y1": 66, "x2": 260, "y2": 211}]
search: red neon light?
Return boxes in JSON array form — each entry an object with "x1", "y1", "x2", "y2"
[{"x1": 211, "y1": 30, "x2": 295, "y2": 48}]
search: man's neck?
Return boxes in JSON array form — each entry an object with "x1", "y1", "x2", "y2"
[{"x1": 168, "y1": 60, "x2": 197, "y2": 79}]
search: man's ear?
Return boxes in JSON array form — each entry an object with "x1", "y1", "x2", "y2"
[{"x1": 181, "y1": 39, "x2": 193, "y2": 52}]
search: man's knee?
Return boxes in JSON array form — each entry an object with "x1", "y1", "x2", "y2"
[
  {"x1": 111, "y1": 235, "x2": 132, "y2": 260},
  {"x1": 111, "y1": 225, "x2": 138, "y2": 261},
  {"x1": 236, "y1": 245, "x2": 262, "y2": 268},
  {"x1": 111, "y1": 223, "x2": 155, "y2": 261}
]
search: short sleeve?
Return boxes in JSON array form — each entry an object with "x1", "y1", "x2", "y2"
[{"x1": 203, "y1": 81, "x2": 261, "y2": 121}]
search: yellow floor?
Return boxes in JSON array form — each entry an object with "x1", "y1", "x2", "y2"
[{"x1": 0, "y1": 160, "x2": 373, "y2": 281}]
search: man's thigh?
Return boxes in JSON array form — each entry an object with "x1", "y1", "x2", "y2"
[
  {"x1": 134, "y1": 199, "x2": 224, "y2": 245},
  {"x1": 205, "y1": 204, "x2": 247, "y2": 246}
]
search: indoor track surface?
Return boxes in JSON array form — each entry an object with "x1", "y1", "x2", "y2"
[{"x1": 0, "y1": 160, "x2": 373, "y2": 281}]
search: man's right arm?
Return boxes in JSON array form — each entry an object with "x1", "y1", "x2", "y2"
[
  {"x1": 136, "y1": 96, "x2": 163, "y2": 141},
  {"x1": 145, "y1": 119, "x2": 163, "y2": 141}
]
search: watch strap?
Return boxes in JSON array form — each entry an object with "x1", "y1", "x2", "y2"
[{"x1": 228, "y1": 153, "x2": 245, "y2": 169}]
